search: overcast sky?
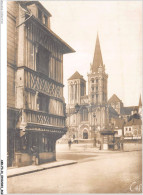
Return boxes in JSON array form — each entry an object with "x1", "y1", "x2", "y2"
[{"x1": 42, "y1": 1, "x2": 142, "y2": 106}]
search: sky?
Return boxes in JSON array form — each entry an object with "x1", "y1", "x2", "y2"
[{"x1": 41, "y1": 1, "x2": 142, "y2": 106}]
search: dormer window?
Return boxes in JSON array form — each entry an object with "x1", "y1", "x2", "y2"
[
  {"x1": 43, "y1": 14, "x2": 47, "y2": 25},
  {"x1": 38, "y1": 8, "x2": 42, "y2": 21}
]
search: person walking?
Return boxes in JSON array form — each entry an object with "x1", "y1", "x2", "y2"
[{"x1": 68, "y1": 139, "x2": 72, "y2": 150}]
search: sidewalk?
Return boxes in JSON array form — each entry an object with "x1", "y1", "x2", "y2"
[{"x1": 7, "y1": 160, "x2": 77, "y2": 178}]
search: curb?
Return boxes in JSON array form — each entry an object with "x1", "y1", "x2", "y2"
[{"x1": 7, "y1": 161, "x2": 77, "y2": 178}]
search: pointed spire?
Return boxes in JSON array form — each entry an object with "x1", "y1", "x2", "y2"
[
  {"x1": 138, "y1": 94, "x2": 142, "y2": 107},
  {"x1": 92, "y1": 34, "x2": 103, "y2": 73}
]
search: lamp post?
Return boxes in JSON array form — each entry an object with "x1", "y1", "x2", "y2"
[{"x1": 93, "y1": 113, "x2": 96, "y2": 147}]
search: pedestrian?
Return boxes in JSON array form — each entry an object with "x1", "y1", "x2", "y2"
[{"x1": 68, "y1": 139, "x2": 72, "y2": 150}]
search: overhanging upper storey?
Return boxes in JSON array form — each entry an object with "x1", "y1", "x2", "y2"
[{"x1": 18, "y1": 1, "x2": 75, "y2": 54}]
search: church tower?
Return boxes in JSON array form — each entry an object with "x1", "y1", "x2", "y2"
[
  {"x1": 68, "y1": 71, "x2": 86, "y2": 107},
  {"x1": 88, "y1": 34, "x2": 108, "y2": 105}
]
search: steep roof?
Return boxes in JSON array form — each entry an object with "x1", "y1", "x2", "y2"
[
  {"x1": 108, "y1": 106, "x2": 119, "y2": 119},
  {"x1": 92, "y1": 34, "x2": 103, "y2": 73},
  {"x1": 108, "y1": 94, "x2": 122, "y2": 104},
  {"x1": 124, "y1": 118, "x2": 142, "y2": 126},
  {"x1": 68, "y1": 71, "x2": 84, "y2": 80},
  {"x1": 120, "y1": 106, "x2": 138, "y2": 115}
]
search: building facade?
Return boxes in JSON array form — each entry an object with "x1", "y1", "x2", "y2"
[
  {"x1": 66, "y1": 34, "x2": 142, "y2": 150},
  {"x1": 67, "y1": 35, "x2": 109, "y2": 145},
  {"x1": 7, "y1": 1, "x2": 74, "y2": 167}
]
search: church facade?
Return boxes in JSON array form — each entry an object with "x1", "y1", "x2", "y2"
[
  {"x1": 66, "y1": 35, "x2": 110, "y2": 144},
  {"x1": 66, "y1": 35, "x2": 142, "y2": 147}
]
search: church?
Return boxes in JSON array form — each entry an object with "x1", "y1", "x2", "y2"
[{"x1": 66, "y1": 34, "x2": 142, "y2": 149}]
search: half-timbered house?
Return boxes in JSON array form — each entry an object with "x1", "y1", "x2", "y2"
[{"x1": 7, "y1": 1, "x2": 74, "y2": 167}]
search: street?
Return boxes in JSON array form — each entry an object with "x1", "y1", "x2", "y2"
[{"x1": 7, "y1": 144, "x2": 142, "y2": 193}]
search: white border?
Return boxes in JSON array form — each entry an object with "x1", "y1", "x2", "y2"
[{"x1": 1, "y1": 0, "x2": 7, "y2": 194}]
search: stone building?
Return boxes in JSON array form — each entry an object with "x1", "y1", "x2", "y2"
[
  {"x1": 7, "y1": 1, "x2": 74, "y2": 167},
  {"x1": 66, "y1": 34, "x2": 142, "y2": 150},
  {"x1": 67, "y1": 34, "x2": 109, "y2": 144}
]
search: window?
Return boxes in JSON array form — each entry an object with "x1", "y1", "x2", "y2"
[
  {"x1": 92, "y1": 95, "x2": 94, "y2": 99},
  {"x1": 129, "y1": 128, "x2": 131, "y2": 131},
  {"x1": 126, "y1": 128, "x2": 128, "y2": 131},
  {"x1": 96, "y1": 79, "x2": 98, "y2": 83},
  {"x1": 38, "y1": 9, "x2": 42, "y2": 21},
  {"x1": 43, "y1": 15, "x2": 47, "y2": 25},
  {"x1": 96, "y1": 86, "x2": 98, "y2": 91},
  {"x1": 91, "y1": 79, "x2": 94, "y2": 83},
  {"x1": 81, "y1": 108, "x2": 88, "y2": 121},
  {"x1": 37, "y1": 93, "x2": 49, "y2": 112},
  {"x1": 36, "y1": 45, "x2": 50, "y2": 76},
  {"x1": 71, "y1": 85, "x2": 74, "y2": 100},
  {"x1": 81, "y1": 83, "x2": 85, "y2": 96},
  {"x1": 92, "y1": 87, "x2": 94, "y2": 91},
  {"x1": 96, "y1": 94, "x2": 98, "y2": 103}
]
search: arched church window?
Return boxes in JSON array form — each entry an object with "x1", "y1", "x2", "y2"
[
  {"x1": 96, "y1": 79, "x2": 98, "y2": 84},
  {"x1": 80, "y1": 83, "x2": 84, "y2": 96},
  {"x1": 81, "y1": 108, "x2": 88, "y2": 121},
  {"x1": 75, "y1": 82, "x2": 77, "y2": 100},
  {"x1": 96, "y1": 94, "x2": 98, "y2": 103},
  {"x1": 71, "y1": 85, "x2": 74, "y2": 100},
  {"x1": 91, "y1": 79, "x2": 94, "y2": 83},
  {"x1": 83, "y1": 130, "x2": 88, "y2": 139}
]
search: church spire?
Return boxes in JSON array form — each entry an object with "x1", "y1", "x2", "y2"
[
  {"x1": 138, "y1": 94, "x2": 142, "y2": 107},
  {"x1": 92, "y1": 34, "x2": 103, "y2": 73}
]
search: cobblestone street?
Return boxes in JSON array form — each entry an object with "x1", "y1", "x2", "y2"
[{"x1": 8, "y1": 145, "x2": 142, "y2": 194}]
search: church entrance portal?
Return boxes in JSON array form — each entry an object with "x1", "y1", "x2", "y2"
[{"x1": 83, "y1": 130, "x2": 88, "y2": 139}]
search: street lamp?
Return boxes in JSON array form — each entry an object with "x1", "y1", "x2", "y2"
[{"x1": 93, "y1": 113, "x2": 96, "y2": 147}]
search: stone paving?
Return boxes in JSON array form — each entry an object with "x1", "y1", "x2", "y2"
[{"x1": 7, "y1": 149, "x2": 142, "y2": 194}]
